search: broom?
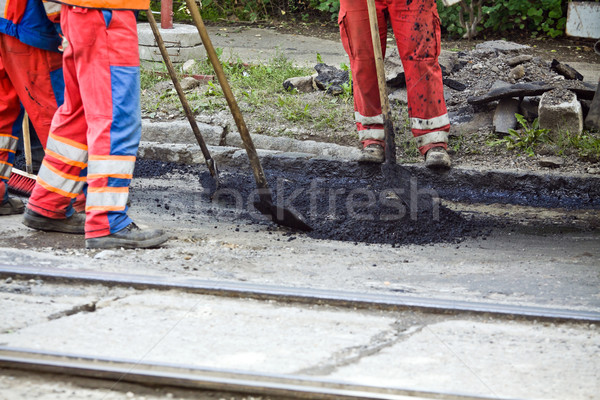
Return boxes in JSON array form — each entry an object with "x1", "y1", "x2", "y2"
[{"x1": 7, "y1": 112, "x2": 37, "y2": 196}]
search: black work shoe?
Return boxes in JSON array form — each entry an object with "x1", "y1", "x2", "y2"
[
  {"x1": 85, "y1": 222, "x2": 168, "y2": 249},
  {"x1": 22, "y1": 208, "x2": 85, "y2": 234},
  {"x1": 358, "y1": 143, "x2": 385, "y2": 163},
  {"x1": 425, "y1": 147, "x2": 451, "y2": 169},
  {"x1": 0, "y1": 197, "x2": 25, "y2": 215}
]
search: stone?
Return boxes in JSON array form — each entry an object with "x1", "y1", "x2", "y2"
[
  {"x1": 584, "y1": 78, "x2": 600, "y2": 131},
  {"x1": 538, "y1": 156, "x2": 564, "y2": 168},
  {"x1": 182, "y1": 59, "x2": 196, "y2": 73},
  {"x1": 508, "y1": 65, "x2": 525, "y2": 81},
  {"x1": 493, "y1": 98, "x2": 520, "y2": 134},
  {"x1": 475, "y1": 40, "x2": 530, "y2": 52},
  {"x1": 538, "y1": 89, "x2": 583, "y2": 140},
  {"x1": 551, "y1": 59, "x2": 584, "y2": 81},
  {"x1": 313, "y1": 63, "x2": 350, "y2": 94},
  {"x1": 180, "y1": 77, "x2": 200, "y2": 91},
  {"x1": 283, "y1": 76, "x2": 316, "y2": 93},
  {"x1": 507, "y1": 55, "x2": 533, "y2": 67}
]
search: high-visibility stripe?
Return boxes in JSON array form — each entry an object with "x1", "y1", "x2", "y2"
[
  {"x1": 43, "y1": 161, "x2": 86, "y2": 182},
  {"x1": 0, "y1": 175, "x2": 9, "y2": 181},
  {"x1": 43, "y1": 1, "x2": 62, "y2": 16},
  {"x1": 37, "y1": 177, "x2": 80, "y2": 198},
  {"x1": 88, "y1": 156, "x2": 135, "y2": 177},
  {"x1": 88, "y1": 186, "x2": 129, "y2": 193},
  {"x1": 355, "y1": 112, "x2": 384, "y2": 126},
  {"x1": 87, "y1": 173, "x2": 132, "y2": 180},
  {"x1": 46, "y1": 135, "x2": 88, "y2": 165},
  {"x1": 358, "y1": 128, "x2": 385, "y2": 141},
  {"x1": 88, "y1": 155, "x2": 136, "y2": 162},
  {"x1": 86, "y1": 187, "x2": 129, "y2": 208},
  {"x1": 45, "y1": 148, "x2": 88, "y2": 169},
  {"x1": 86, "y1": 205, "x2": 127, "y2": 212},
  {"x1": 37, "y1": 163, "x2": 85, "y2": 196},
  {"x1": 415, "y1": 131, "x2": 449, "y2": 148},
  {"x1": 0, "y1": 134, "x2": 18, "y2": 147},
  {"x1": 410, "y1": 114, "x2": 450, "y2": 131},
  {"x1": 48, "y1": 132, "x2": 88, "y2": 151},
  {"x1": 0, "y1": 148, "x2": 16, "y2": 154},
  {"x1": 0, "y1": 164, "x2": 11, "y2": 179},
  {"x1": 0, "y1": 160, "x2": 11, "y2": 166}
]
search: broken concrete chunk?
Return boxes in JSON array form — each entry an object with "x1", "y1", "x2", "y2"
[
  {"x1": 313, "y1": 63, "x2": 350, "y2": 93},
  {"x1": 443, "y1": 78, "x2": 467, "y2": 91},
  {"x1": 493, "y1": 98, "x2": 520, "y2": 135},
  {"x1": 180, "y1": 76, "x2": 200, "y2": 91},
  {"x1": 283, "y1": 75, "x2": 316, "y2": 93},
  {"x1": 507, "y1": 55, "x2": 533, "y2": 67},
  {"x1": 475, "y1": 40, "x2": 530, "y2": 53},
  {"x1": 550, "y1": 59, "x2": 584, "y2": 81},
  {"x1": 509, "y1": 65, "x2": 526, "y2": 81},
  {"x1": 538, "y1": 88, "x2": 583, "y2": 140},
  {"x1": 538, "y1": 156, "x2": 564, "y2": 168},
  {"x1": 181, "y1": 59, "x2": 196, "y2": 73},
  {"x1": 584, "y1": 78, "x2": 600, "y2": 131}
]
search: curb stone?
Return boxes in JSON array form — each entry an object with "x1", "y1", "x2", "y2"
[{"x1": 138, "y1": 137, "x2": 600, "y2": 210}]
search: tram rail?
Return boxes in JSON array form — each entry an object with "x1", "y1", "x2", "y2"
[
  {"x1": 0, "y1": 264, "x2": 599, "y2": 324},
  {"x1": 0, "y1": 346, "x2": 518, "y2": 400}
]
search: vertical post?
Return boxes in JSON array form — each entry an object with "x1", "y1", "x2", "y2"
[{"x1": 161, "y1": 0, "x2": 173, "y2": 29}]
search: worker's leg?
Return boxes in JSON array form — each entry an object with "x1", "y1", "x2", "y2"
[
  {"x1": 0, "y1": 35, "x2": 25, "y2": 213},
  {"x1": 55, "y1": 8, "x2": 141, "y2": 239},
  {"x1": 26, "y1": 6, "x2": 87, "y2": 225},
  {"x1": 388, "y1": 0, "x2": 450, "y2": 157},
  {"x1": 339, "y1": 0, "x2": 389, "y2": 160}
]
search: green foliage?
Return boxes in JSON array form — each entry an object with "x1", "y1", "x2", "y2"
[
  {"x1": 489, "y1": 114, "x2": 550, "y2": 156},
  {"x1": 436, "y1": 0, "x2": 467, "y2": 39},
  {"x1": 555, "y1": 131, "x2": 600, "y2": 162},
  {"x1": 481, "y1": 0, "x2": 566, "y2": 38},
  {"x1": 437, "y1": 0, "x2": 568, "y2": 38},
  {"x1": 310, "y1": 0, "x2": 340, "y2": 19}
]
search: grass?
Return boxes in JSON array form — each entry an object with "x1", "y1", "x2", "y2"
[
  {"x1": 485, "y1": 113, "x2": 600, "y2": 162},
  {"x1": 140, "y1": 51, "x2": 358, "y2": 146}
]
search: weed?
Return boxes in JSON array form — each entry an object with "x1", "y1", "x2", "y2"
[
  {"x1": 555, "y1": 130, "x2": 600, "y2": 162},
  {"x1": 488, "y1": 114, "x2": 549, "y2": 156}
]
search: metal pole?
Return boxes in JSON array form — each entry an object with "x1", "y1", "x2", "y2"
[{"x1": 161, "y1": 0, "x2": 173, "y2": 29}]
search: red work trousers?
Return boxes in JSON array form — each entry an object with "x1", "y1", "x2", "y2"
[
  {"x1": 339, "y1": 0, "x2": 450, "y2": 155},
  {"x1": 27, "y1": 6, "x2": 142, "y2": 238},
  {"x1": 0, "y1": 34, "x2": 63, "y2": 203}
]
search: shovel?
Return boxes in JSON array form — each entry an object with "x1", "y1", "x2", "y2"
[
  {"x1": 184, "y1": 0, "x2": 312, "y2": 232},
  {"x1": 366, "y1": 0, "x2": 396, "y2": 164},
  {"x1": 146, "y1": 10, "x2": 220, "y2": 186}
]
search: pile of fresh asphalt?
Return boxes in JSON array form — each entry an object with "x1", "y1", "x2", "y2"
[{"x1": 134, "y1": 159, "x2": 495, "y2": 246}]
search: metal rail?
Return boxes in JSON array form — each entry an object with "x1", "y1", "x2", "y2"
[
  {"x1": 1, "y1": 265, "x2": 598, "y2": 323},
  {"x1": 0, "y1": 347, "x2": 518, "y2": 400}
]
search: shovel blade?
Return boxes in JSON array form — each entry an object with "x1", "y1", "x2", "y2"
[{"x1": 254, "y1": 200, "x2": 312, "y2": 232}]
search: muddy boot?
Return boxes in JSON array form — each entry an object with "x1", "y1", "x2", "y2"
[
  {"x1": 22, "y1": 208, "x2": 85, "y2": 233},
  {"x1": 425, "y1": 147, "x2": 451, "y2": 169},
  {"x1": 0, "y1": 198, "x2": 25, "y2": 215},
  {"x1": 358, "y1": 142, "x2": 385, "y2": 163},
  {"x1": 85, "y1": 222, "x2": 168, "y2": 249}
]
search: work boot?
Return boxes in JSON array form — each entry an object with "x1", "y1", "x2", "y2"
[
  {"x1": 0, "y1": 197, "x2": 25, "y2": 215},
  {"x1": 425, "y1": 147, "x2": 451, "y2": 169},
  {"x1": 85, "y1": 222, "x2": 169, "y2": 249},
  {"x1": 358, "y1": 142, "x2": 385, "y2": 163},
  {"x1": 22, "y1": 208, "x2": 85, "y2": 234}
]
